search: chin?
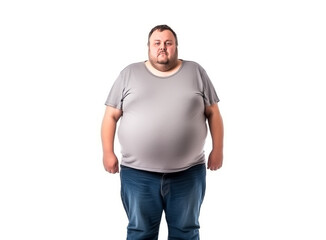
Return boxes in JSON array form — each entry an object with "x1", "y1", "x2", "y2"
[{"x1": 156, "y1": 57, "x2": 169, "y2": 64}]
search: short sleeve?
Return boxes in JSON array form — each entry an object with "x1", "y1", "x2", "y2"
[
  {"x1": 199, "y1": 66, "x2": 220, "y2": 106},
  {"x1": 105, "y1": 71, "x2": 126, "y2": 110}
]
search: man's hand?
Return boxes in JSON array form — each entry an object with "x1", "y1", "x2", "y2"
[
  {"x1": 207, "y1": 149, "x2": 223, "y2": 171},
  {"x1": 103, "y1": 153, "x2": 119, "y2": 174}
]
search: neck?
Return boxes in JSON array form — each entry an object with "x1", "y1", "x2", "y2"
[
  {"x1": 145, "y1": 60, "x2": 182, "y2": 77},
  {"x1": 154, "y1": 61, "x2": 178, "y2": 72}
]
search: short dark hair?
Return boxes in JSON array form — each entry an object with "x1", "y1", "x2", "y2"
[{"x1": 148, "y1": 25, "x2": 178, "y2": 46}]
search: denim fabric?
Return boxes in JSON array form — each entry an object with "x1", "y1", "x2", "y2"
[{"x1": 120, "y1": 164, "x2": 206, "y2": 240}]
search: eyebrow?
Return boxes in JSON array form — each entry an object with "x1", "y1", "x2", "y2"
[{"x1": 154, "y1": 40, "x2": 173, "y2": 42}]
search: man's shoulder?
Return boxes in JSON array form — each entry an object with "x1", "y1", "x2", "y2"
[
  {"x1": 182, "y1": 60, "x2": 205, "y2": 71},
  {"x1": 122, "y1": 62, "x2": 144, "y2": 71},
  {"x1": 115, "y1": 62, "x2": 146, "y2": 84}
]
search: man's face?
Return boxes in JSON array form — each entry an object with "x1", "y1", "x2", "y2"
[{"x1": 148, "y1": 30, "x2": 178, "y2": 70}]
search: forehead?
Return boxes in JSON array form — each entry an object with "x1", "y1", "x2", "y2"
[{"x1": 150, "y1": 30, "x2": 175, "y2": 42}]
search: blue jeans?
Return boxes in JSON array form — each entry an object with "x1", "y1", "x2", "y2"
[{"x1": 120, "y1": 164, "x2": 206, "y2": 240}]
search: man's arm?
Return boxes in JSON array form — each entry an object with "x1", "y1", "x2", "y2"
[
  {"x1": 101, "y1": 106, "x2": 122, "y2": 174},
  {"x1": 205, "y1": 103, "x2": 224, "y2": 171}
]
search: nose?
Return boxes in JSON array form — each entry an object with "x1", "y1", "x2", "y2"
[{"x1": 160, "y1": 43, "x2": 166, "y2": 50}]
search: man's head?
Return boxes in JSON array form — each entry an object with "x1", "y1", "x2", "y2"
[
  {"x1": 147, "y1": 25, "x2": 179, "y2": 72},
  {"x1": 147, "y1": 25, "x2": 178, "y2": 46}
]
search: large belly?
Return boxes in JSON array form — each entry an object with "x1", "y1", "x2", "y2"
[{"x1": 118, "y1": 113, "x2": 207, "y2": 162}]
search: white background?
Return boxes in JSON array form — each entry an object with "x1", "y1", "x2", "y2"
[{"x1": 1, "y1": 0, "x2": 325, "y2": 239}]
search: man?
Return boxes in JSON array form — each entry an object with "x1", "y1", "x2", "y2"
[{"x1": 101, "y1": 25, "x2": 224, "y2": 239}]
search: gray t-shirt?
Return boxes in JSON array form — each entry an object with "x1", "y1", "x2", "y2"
[{"x1": 105, "y1": 60, "x2": 219, "y2": 173}]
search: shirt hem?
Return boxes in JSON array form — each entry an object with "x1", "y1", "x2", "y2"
[{"x1": 120, "y1": 160, "x2": 206, "y2": 173}]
